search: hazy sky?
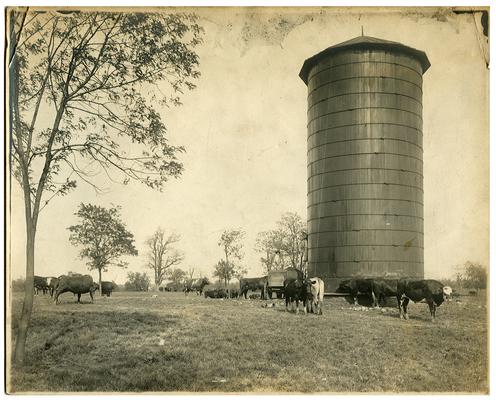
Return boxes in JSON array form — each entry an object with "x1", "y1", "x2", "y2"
[{"x1": 9, "y1": 7, "x2": 489, "y2": 284}]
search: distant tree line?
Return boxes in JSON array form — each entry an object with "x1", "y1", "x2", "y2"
[{"x1": 453, "y1": 261, "x2": 487, "y2": 290}]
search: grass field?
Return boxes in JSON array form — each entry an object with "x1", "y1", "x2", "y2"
[{"x1": 8, "y1": 290, "x2": 488, "y2": 393}]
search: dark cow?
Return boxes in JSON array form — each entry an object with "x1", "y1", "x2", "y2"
[
  {"x1": 338, "y1": 278, "x2": 398, "y2": 307},
  {"x1": 239, "y1": 276, "x2": 267, "y2": 299},
  {"x1": 229, "y1": 289, "x2": 239, "y2": 298},
  {"x1": 337, "y1": 279, "x2": 375, "y2": 306},
  {"x1": 397, "y1": 279, "x2": 453, "y2": 321},
  {"x1": 191, "y1": 277, "x2": 210, "y2": 296},
  {"x1": 47, "y1": 277, "x2": 59, "y2": 298},
  {"x1": 54, "y1": 274, "x2": 98, "y2": 304},
  {"x1": 204, "y1": 288, "x2": 228, "y2": 299},
  {"x1": 101, "y1": 281, "x2": 116, "y2": 297},
  {"x1": 305, "y1": 277, "x2": 324, "y2": 315},
  {"x1": 283, "y1": 278, "x2": 308, "y2": 314},
  {"x1": 371, "y1": 279, "x2": 397, "y2": 307},
  {"x1": 34, "y1": 275, "x2": 49, "y2": 295}
]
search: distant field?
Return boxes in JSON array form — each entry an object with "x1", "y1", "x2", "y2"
[{"x1": 8, "y1": 290, "x2": 488, "y2": 393}]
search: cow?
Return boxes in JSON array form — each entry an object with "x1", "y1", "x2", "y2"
[
  {"x1": 371, "y1": 279, "x2": 397, "y2": 307},
  {"x1": 229, "y1": 289, "x2": 239, "y2": 298},
  {"x1": 306, "y1": 277, "x2": 325, "y2": 315},
  {"x1": 54, "y1": 274, "x2": 99, "y2": 304},
  {"x1": 191, "y1": 277, "x2": 210, "y2": 296},
  {"x1": 47, "y1": 277, "x2": 59, "y2": 298},
  {"x1": 396, "y1": 279, "x2": 453, "y2": 321},
  {"x1": 283, "y1": 278, "x2": 308, "y2": 314},
  {"x1": 34, "y1": 276, "x2": 49, "y2": 295},
  {"x1": 337, "y1": 279, "x2": 376, "y2": 306},
  {"x1": 239, "y1": 276, "x2": 267, "y2": 299},
  {"x1": 204, "y1": 288, "x2": 228, "y2": 299},
  {"x1": 100, "y1": 281, "x2": 116, "y2": 297}
]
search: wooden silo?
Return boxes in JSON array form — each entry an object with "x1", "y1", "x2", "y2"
[{"x1": 299, "y1": 36, "x2": 430, "y2": 291}]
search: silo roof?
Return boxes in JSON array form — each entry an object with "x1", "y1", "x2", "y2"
[{"x1": 299, "y1": 35, "x2": 431, "y2": 85}]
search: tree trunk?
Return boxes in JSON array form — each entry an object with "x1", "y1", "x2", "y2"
[
  {"x1": 98, "y1": 268, "x2": 102, "y2": 297},
  {"x1": 13, "y1": 218, "x2": 36, "y2": 365}
]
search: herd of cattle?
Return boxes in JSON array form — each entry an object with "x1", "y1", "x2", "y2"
[
  {"x1": 31, "y1": 270, "x2": 453, "y2": 321},
  {"x1": 235, "y1": 273, "x2": 453, "y2": 321},
  {"x1": 34, "y1": 275, "x2": 116, "y2": 304}
]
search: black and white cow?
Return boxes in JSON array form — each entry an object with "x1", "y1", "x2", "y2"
[{"x1": 397, "y1": 279, "x2": 453, "y2": 321}]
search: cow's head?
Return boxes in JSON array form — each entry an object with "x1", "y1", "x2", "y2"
[
  {"x1": 443, "y1": 286, "x2": 453, "y2": 302},
  {"x1": 336, "y1": 280, "x2": 351, "y2": 293}
]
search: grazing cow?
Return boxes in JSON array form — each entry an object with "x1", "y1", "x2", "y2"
[
  {"x1": 306, "y1": 277, "x2": 325, "y2": 315},
  {"x1": 191, "y1": 278, "x2": 210, "y2": 296},
  {"x1": 283, "y1": 278, "x2": 308, "y2": 314},
  {"x1": 47, "y1": 277, "x2": 59, "y2": 298},
  {"x1": 204, "y1": 288, "x2": 228, "y2": 299},
  {"x1": 34, "y1": 276, "x2": 49, "y2": 295},
  {"x1": 239, "y1": 276, "x2": 267, "y2": 299},
  {"x1": 396, "y1": 279, "x2": 453, "y2": 321},
  {"x1": 101, "y1": 281, "x2": 116, "y2": 297},
  {"x1": 54, "y1": 274, "x2": 98, "y2": 304},
  {"x1": 229, "y1": 289, "x2": 239, "y2": 298},
  {"x1": 371, "y1": 279, "x2": 397, "y2": 307},
  {"x1": 337, "y1": 279, "x2": 376, "y2": 306}
]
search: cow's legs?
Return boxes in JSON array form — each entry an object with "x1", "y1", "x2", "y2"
[
  {"x1": 90, "y1": 291, "x2": 94, "y2": 303},
  {"x1": 352, "y1": 291, "x2": 358, "y2": 306},
  {"x1": 77, "y1": 293, "x2": 81, "y2": 303},
  {"x1": 371, "y1": 290, "x2": 378, "y2": 308},
  {"x1": 401, "y1": 297, "x2": 410, "y2": 320},
  {"x1": 317, "y1": 301, "x2": 323, "y2": 315},
  {"x1": 285, "y1": 296, "x2": 290, "y2": 312},
  {"x1": 428, "y1": 301, "x2": 436, "y2": 322}
]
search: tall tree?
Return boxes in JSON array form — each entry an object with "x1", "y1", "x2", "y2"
[
  {"x1": 8, "y1": 9, "x2": 203, "y2": 365},
  {"x1": 68, "y1": 203, "x2": 138, "y2": 295},
  {"x1": 277, "y1": 212, "x2": 307, "y2": 271},
  {"x1": 215, "y1": 229, "x2": 245, "y2": 288},
  {"x1": 145, "y1": 228, "x2": 183, "y2": 290},
  {"x1": 254, "y1": 212, "x2": 307, "y2": 273},
  {"x1": 254, "y1": 229, "x2": 285, "y2": 273},
  {"x1": 218, "y1": 229, "x2": 245, "y2": 266}
]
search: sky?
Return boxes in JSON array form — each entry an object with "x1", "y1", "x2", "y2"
[{"x1": 8, "y1": 7, "x2": 489, "y2": 285}]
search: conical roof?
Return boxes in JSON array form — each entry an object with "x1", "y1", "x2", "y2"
[{"x1": 299, "y1": 35, "x2": 430, "y2": 85}]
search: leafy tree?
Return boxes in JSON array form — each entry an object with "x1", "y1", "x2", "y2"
[
  {"x1": 255, "y1": 229, "x2": 285, "y2": 273},
  {"x1": 255, "y1": 212, "x2": 307, "y2": 273},
  {"x1": 167, "y1": 268, "x2": 186, "y2": 291},
  {"x1": 68, "y1": 203, "x2": 138, "y2": 296},
  {"x1": 213, "y1": 260, "x2": 236, "y2": 288},
  {"x1": 218, "y1": 229, "x2": 245, "y2": 266},
  {"x1": 8, "y1": 9, "x2": 203, "y2": 365},
  {"x1": 277, "y1": 212, "x2": 307, "y2": 271},
  {"x1": 125, "y1": 272, "x2": 150, "y2": 292},
  {"x1": 463, "y1": 261, "x2": 487, "y2": 290},
  {"x1": 145, "y1": 228, "x2": 184, "y2": 290},
  {"x1": 215, "y1": 229, "x2": 246, "y2": 288}
]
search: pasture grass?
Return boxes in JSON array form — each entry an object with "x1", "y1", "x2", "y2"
[{"x1": 8, "y1": 290, "x2": 488, "y2": 393}]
